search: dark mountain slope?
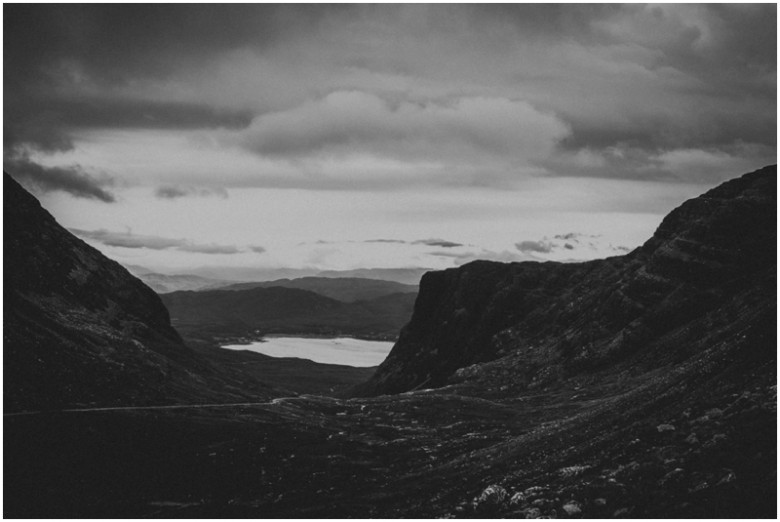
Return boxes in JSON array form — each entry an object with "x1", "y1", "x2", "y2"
[
  {"x1": 215, "y1": 276, "x2": 418, "y2": 302},
  {"x1": 3, "y1": 173, "x2": 276, "y2": 411},
  {"x1": 354, "y1": 165, "x2": 776, "y2": 396},
  {"x1": 161, "y1": 286, "x2": 416, "y2": 341}
]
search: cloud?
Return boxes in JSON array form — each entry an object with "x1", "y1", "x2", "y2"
[
  {"x1": 155, "y1": 184, "x2": 228, "y2": 199},
  {"x1": 360, "y1": 238, "x2": 464, "y2": 248},
  {"x1": 69, "y1": 229, "x2": 185, "y2": 250},
  {"x1": 3, "y1": 4, "x2": 775, "y2": 189},
  {"x1": 236, "y1": 91, "x2": 569, "y2": 165},
  {"x1": 5, "y1": 156, "x2": 116, "y2": 202},
  {"x1": 69, "y1": 228, "x2": 261, "y2": 255},
  {"x1": 413, "y1": 238, "x2": 464, "y2": 248},
  {"x1": 363, "y1": 239, "x2": 407, "y2": 244},
  {"x1": 543, "y1": 142, "x2": 778, "y2": 183},
  {"x1": 515, "y1": 240, "x2": 554, "y2": 254},
  {"x1": 428, "y1": 248, "x2": 532, "y2": 265},
  {"x1": 515, "y1": 233, "x2": 633, "y2": 260},
  {"x1": 178, "y1": 243, "x2": 240, "y2": 255}
]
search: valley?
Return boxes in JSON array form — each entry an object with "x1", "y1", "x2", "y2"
[{"x1": 3, "y1": 166, "x2": 776, "y2": 518}]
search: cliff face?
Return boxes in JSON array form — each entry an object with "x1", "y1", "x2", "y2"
[
  {"x1": 3, "y1": 173, "x2": 272, "y2": 411},
  {"x1": 354, "y1": 166, "x2": 776, "y2": 397}
]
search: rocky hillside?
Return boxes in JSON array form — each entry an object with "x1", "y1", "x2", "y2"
[
  {"x1": 4, "y1": 173, "x2": 276, "y2": 411},
  {"x1": 354, "y1": 165, "x2": 776, "y2": 396}
]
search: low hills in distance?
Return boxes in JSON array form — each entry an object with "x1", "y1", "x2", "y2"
[
  {"x1": 160, "y1": 286, "x2": 416, "y2": 343},
  {"x1": 213, "y1": 276, "x2": 417, "y2": 303},
  {"x1": 122, "y1": 266, "x2": 229, "y2": 293},
  {"x1": 126, "y1": 265, "x2": 429, "y2": 294},
  {"x1": 127, "y1": 268, "x2": 421, "y2": 344}
]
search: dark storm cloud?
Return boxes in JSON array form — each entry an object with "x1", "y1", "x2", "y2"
[
  {"x1": 68, "y1": 228, "x2": 250, "y2": 255},
  {"x1": 4, "y1": 89, "x2": 253, "y2": 155},
  {"x1": 3, "y1": 4, "x2": 337, "y2": 84},
  {"x1": 155, "y1": 185, "x2": 229, "y2": 200},
  {"x1": 5, "y1": 156, "x2": 116, "y2": 202},
  {"x1": 4, "y1": 4, "x2": 775, "y2": 187},
  {"x1": 558, "y1": 4, "x2": 776, "y2": 153},
  {"x1": 3, "y1": 4, "x2": 339, "y2": 152}
]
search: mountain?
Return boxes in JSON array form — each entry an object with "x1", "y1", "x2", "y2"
[
  {"x1": 160, "y1": 286, "x2": 416, "y2": 341},
  {"x1": 215, "y1": 276, "x2": 417, "y2": 302},
  {"x1": 317, "y1": 267, "x2": 431, "y2": 285},
  {"x1": 126, "y1": 269, "x2": 229, "y2": 293},
  {"x1": 5, "y1": 167, "x2": 775, "y2": 519},
  {"x1": 3, "y1": 173, "x2": 277, "y2": 411},
  {"x1": 354, "y1": 165, "x2": 776, "y2": 396}
]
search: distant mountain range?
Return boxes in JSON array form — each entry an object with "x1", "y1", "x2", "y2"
[
  {"x1": 125, "y1": 265, "x2": 432, "y2": 289},
  {"x1": 129, "y1": 271, "x2": 420, "y2": 343},
  {"x1": 123, "y1": 268, "x2": 229, "y2": 293},
  {"x1": 316, "y1": 267, "x2": 430, "y2": 285},
  {"x1": 160, "y1": 286, "x2": 416, "y2": 342},
  {"x1": 215, "y1": 276, "x2": 417, "y2": 302}
]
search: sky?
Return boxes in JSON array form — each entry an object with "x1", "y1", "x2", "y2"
[{"x1": 4, "y1": 4, "x2": 776, "y2": 280}]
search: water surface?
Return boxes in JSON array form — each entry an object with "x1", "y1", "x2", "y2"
[{"x1": 222, "y1": 336, "x2": 393, "y2": 367}]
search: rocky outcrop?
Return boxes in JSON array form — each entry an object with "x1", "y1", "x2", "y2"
[
  {"x1": 4, "y1": 173, "x2": 274, "y2": 411},
  {"x1": 354, "y1": 166, "x2": 776, "y2": 397}
]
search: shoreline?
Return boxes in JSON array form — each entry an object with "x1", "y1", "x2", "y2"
[
  {"x1": 220, "y1": 336, "x2": 394, "y2": 368},
  {"x1": 219, "y1": 333, "x2": 399, "y2": 346}
]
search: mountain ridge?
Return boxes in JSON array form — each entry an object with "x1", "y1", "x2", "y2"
[
  {"x1": 213, "y1": 276, "x2": 417, "y2": 302},
  {"x1": 353, "y1": 165, "x2": 776, "y2": 397},
  {"x1": 161, "y1": 285, "x2": 416, "y2": 342},
  {"x1": 3, "y1": 172, "x2": 278, "y2": 411}
]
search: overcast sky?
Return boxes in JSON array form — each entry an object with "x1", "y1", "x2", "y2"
[{"x1": 4, "y1": 4, "x2": 776, "y2": 279}]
